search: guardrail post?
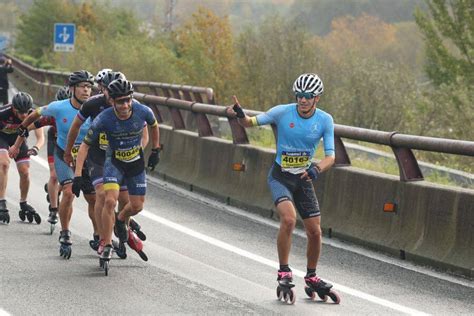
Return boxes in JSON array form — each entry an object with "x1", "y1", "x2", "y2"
[
  {"x1": 334, "y1": 136, "x2": 351, "y2": 166},
  {"x1": 391, "y1": 147, "x2": 424, "y2": 181},
  {"x1": 228, "y1": 118, "x2": 249, "y2": 144},
  {"x1": 389, "y1": 132, "x2": 423, "y2": 181},
  {"x1": 187, "y1": 92, "x2": 213, "y2": 137}
]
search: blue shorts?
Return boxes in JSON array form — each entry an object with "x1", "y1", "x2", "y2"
[
  {"x1": 103, "y1": 157, "x2": 146, "y2": 196},
  {"x1": 267, "y1": 163, "x2": 320, "y2": 219},
  {"x1": 54, "y1": 145, "x2": 95, "y2": 194}
]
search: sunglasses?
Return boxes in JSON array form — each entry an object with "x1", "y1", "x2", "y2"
[
  {"x1": 114, "y1": 96, "x2": 132, "y2": 104},
  {"x1": 76, "y1": 83, "x2": 93, "y2": 89},
  {"x1": 295, "y1": 92, "x2": 316, "y2": 99}
]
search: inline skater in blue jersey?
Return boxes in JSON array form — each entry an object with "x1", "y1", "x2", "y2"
[
  {"x1": 227, "y1": 73, "x2": 340, "y2": 304},
  {"x1": 74, "y1": 79, "x2": 160, "y2": 274},
  {"x1": 0, "y1": 92, "x2": 44, "y2": 224},
  {"x1": 65, "y1": 71, "x2": 148, "y2": 256},
  {"x1": 17, "y1": 70, "x2": 98, "y2": 259}
]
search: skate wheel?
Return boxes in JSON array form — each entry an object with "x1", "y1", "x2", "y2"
[
  {"x1": 99, "y1": 258, "x2": 104, "y2": 268},
  {"x1": 26, "y1": 213, "x2": 33, "y2": 223},
  {"x1": 50, "y1": 224, "x2": 55, "y2": 235},
  {"x1": 59, "y1": 247, "x2": 64, "y2": 256},
  {"x1": 19, "y1": 211, "x2": 25, "y2": 221},
  {"x1": 138, "y1": 250, "x2": 148, "y2": 262},
  {"x1": 317, "y1": 292, "x2": 328, "y2": 302},
  {"x1": 328, "y1": 291, "x2": 341, "y2": 304},
  {"x1": 288, "y1": 288, "x2": 296, "y2": 305},
  {"x1": 34, "y1": 213, "x2": 41, "y2": 224},
  {"x1": 66, "y1": 248, "x2": 71, "y2": 259},
  {"x1": 44, "y1": 183, "x2": 48, "y2": 193},
  {"x1": 104, "y1": 261, "x2": 109, "y2": 276},
  {"x1": 276, "y1": 286, "x2": 283, "y2": 300},
  {"x1": 305, "y1": 286, "x2": 315, "y2": 299}
]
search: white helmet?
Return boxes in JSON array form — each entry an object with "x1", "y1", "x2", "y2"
[
  {"x1": 293, "y1": 73, "x2": 324, "y2": 97},
  {"x1": 95, "y1": 68, "x2": 113, "y2": 84}
]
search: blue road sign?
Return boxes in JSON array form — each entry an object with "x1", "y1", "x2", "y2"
[{"x1": 54, "y1": 23, "x2": 75, "y2": 52}]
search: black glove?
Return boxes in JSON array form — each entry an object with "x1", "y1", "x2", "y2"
[
  {"x1": 72, "y1": 176, "x2": 83, "y2": 198},
  {"x1": 17, "y1": 125, "x2": 29, "y2": 138},
  {"x1": 147, "y1": 147, "x2": 161, "y2": 171},
  {"x1": 27, "y1": 146, "x2": 39, "y2": 156},
  {"x1": 232, "y1": 103, "x2": 245, "y2": 118},
  {"x1": 306, "y1": 163, "x2": 321, "y2": 180}
]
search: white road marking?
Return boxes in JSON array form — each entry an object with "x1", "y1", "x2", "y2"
[
  {"x1": 141, "y1": 209, "x2": 429, "y2": 315},
  {"x1": 30, "y1": 153, "x2": 436, "y2": 314}
]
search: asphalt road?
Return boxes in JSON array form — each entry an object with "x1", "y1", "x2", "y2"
[{"x1": 0, "y1": 148, "x2": 473, "y2": 315}]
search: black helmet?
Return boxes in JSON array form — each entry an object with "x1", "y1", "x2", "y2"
[
  {"x1": 101, "y1": 71, "x2": 126, "y2": 88},
  {"x1": 68, "y1": 70, "x2": 94, "y2": 86},
  {"x1": 107, "y1": 79, "x2": 134, "y2": 99},
  {"x1": 12, "y1": 92, "x2": 34, "y2": 113},
  {"x1": 55, "y1": 86, "x2": 71, "y2": 101}
]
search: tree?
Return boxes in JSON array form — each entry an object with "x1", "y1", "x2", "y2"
[
  {"x1": 414, "y1": 0, "x2": 474, "y2": 87},
  {"x1": 235, "y1": 14, "x2": 321, "y2": 111},
  {"x1": 15, "y1": 0, "x2": 74, "y2": 58},
  {"x1": 174, "y1": 7, "x2": 237, "y2": 102}
]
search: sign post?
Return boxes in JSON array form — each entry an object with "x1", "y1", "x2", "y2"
[{"x1": 54, "y1": 23, "x2": 75, "y2": 52}]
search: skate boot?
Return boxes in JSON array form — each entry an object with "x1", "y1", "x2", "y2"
[
  {"x1": 89, "y1": 234, "x2": 100, "y2": 251},
  {"x1": 276, "y1": 270, "x2": 295, "y2": 304},
  {"x1": 127, "y1": 228, "x2": 148, "y2": 261},
  {"x1": 129, "y1": 218, "x2": 146, "y2": 241},
  {"x1": 304, "y1": 274, "x2": 341, "y2": 304},
  {"x1": 114, "y1": 217, "x2": 128, "y2": 243},
  {"x1": 99, "y1": 244, "x2": 113, "y2": 276},
  {"x1": 47, "y1": 206, "x2": 58, "y2": 234},
  {"x1": 59, "y1": 230, "x2": 72, "y2": 259},
  {"x1": 0, "y1": 200, "x2": 10, "y2": 224},
  {"x1": 112, "y1": 239, "x2": 127, "y2": 259},
  {"x1": 19, "y1": 202, "x2": 41, "y2": 224}
]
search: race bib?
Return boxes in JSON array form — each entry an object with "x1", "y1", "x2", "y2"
[
  {"x1": 99, "y1": 132, "x2": 108, "y2": 150},
  {"x1": 114, "y1": 147, "x2": 141, "y2": 163},
  {"x1": 71, "y1": 145, "x2": 80, "y2": 160},
  {"x1": 281, "y1": 151, "x2": 310, "y2": 169}
]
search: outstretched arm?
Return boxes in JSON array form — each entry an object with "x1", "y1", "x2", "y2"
[{"x1": 226, "y1": 95, "x2": 255, "y2": 128}]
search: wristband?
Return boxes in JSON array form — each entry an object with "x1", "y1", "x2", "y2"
[{"x1": 233, "y1": 104, "x2": 245, "y2": 118}]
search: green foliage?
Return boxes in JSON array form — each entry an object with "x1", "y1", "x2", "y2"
[
  {"x1": 15, "y1": 0, "x2": 74, "y2": 58},
  {"x1": 235, "y1": 14, "x2": 320, "y2": 111},
  {"x1": 173, "y1": 7, "x2": 238, "y2": 103},
  {"x1": 414, "y1": 0, "x2": 474, "y2": 87}
]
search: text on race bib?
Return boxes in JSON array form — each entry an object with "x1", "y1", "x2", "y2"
[
  {"x1": 114, "y1": 146, "x2": 141, "y2": 162},
  {"x1": 99, "y1": 132, "x2": 108, "y2": 150},
  {"x1": 281, "y1": 151, "x2": 310, "y2": 169}
]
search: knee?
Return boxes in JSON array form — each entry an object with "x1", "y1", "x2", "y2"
[
  {"x1": 18, "y1": 168, "x2": 30, "y2": 179},
  {"x1": 280, "y1": 215, "x2": 296, "y2": 232},
  {"x1": 306, "y1": 226, "x2": 322, "y2": 240},
  {"x1": 0, "y1": 159, "x2": 10, "y2": 172},
  {"x1": 104, "y1": 197, "x2": 117, "y2": 210},
  {"x1": 61, "y1": 189, "x2": 74, "y2": 202}
]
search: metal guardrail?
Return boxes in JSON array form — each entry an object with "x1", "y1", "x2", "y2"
[
  {"x1": 5, "y1": 53, "x2": 215, "y2": 107},
  {"x1": 6, "y1": 54, "x2": 474, "y2": 182},
  {"x1": 134, "y1": 92, "x2": 474, "y2": 182}
]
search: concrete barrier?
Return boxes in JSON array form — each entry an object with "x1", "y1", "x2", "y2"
[{"x1": 154, "y1": 125, "x2": 474, "y2": 278}]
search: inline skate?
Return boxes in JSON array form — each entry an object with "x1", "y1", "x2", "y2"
[
  {"x1": 0, "y1": 200, "x2": 9, "y2": 224},
  {"x1": 127, "y1": 228, "x2": 148, "y2": 261},
  {"x1": 304, "y1": 275, "x2": 341, "y2": 304},
  {"x1": 129, "y1": 218, "x2": 146, "y2": 241},
  {"x1": 19, "y1": 202, "x2": 41, "y2": 224},
  {"x1": 276, "y1": 270, "x2": 296, "y2": 304},
  {"x1": 47, "y1": 206, "x2": 58, "y2": 234},
  {"x1": 114, "y1": 218, "x2": 128, "y2": 243},
  {"x1": 89, "y1": 234, "x2": 100, "y2": 251},
  {"x1": 59, "y1": 230, "x2": 72, "y2": 259},
  {"x1": 99, "y1": 244, "x2": 113, "y2": 276}
]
